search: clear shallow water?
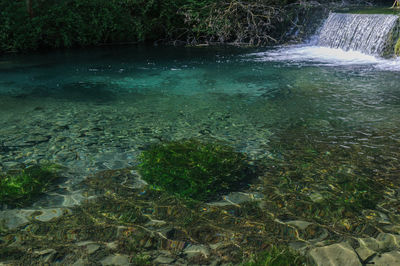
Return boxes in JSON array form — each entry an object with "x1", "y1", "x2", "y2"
[
  {"x1": 1, "y1": 45, "x2": 400, "y2": 264},
  {"x1": 0, "y1": 45, "x2": 399, "y2": 177}
]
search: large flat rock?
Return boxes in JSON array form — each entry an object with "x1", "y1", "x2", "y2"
[{"x1": 309, "y1": 242, "x2": 361, "y2": 266}]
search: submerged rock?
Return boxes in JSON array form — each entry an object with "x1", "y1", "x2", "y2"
[
  {"x1": 358, "y1": 233, "x2": 400, "y2": 252},
  {"x1": 371, "y1": 251, "x2": 400, "y2": 265},
  {"x1": 309, "y1": 242, "x2": 361, "y2": 266},
  {"x1": 33, "y1": 208, "x2": 70, "y2": 222},
  {"x1": 100, "y1": 254, "x2": 130, "y2": 266},
  {"x1": 184, "y1": 244, "x2": 210, "y2": 259},
  {"x1": 154, "y1": 253, "x2": 176, "y2": 264},
  {"x1": 0, "y1": 209, "x2": 36, "y2": 230}
]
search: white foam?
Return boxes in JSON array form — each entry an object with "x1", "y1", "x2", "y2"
[{"x1": 247, "y1": 45, "x2": 400, "y2": 71}]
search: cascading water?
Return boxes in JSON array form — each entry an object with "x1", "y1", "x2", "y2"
[
  {"x1": 318, "y1": 13, "x2": 399, "y2": 56},
  {"x1": 247, "y1": 11, "x2": 400, "y2": 71}
]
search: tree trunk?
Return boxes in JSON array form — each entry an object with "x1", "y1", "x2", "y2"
[{"x1": 26, "y1": 0, "x2": 33, "y2": 17}]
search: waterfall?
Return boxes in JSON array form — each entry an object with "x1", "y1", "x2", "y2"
[{"x1": 318, "y1": 13, "x2": 399, "y2": 56}]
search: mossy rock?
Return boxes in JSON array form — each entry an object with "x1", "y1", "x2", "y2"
[
  {"x1": 138, "y1": 139, "x2": 255, "y2": 201},
  {"x1": 0, "y1": 164, "x2": 62, "y2": 207},
  {"x1": 395, "y1": 37, "x2": 400, "y2": 56}
]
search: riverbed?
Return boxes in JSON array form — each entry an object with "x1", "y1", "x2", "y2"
[{"x1": 1, "y1": 45, "x2": 400, "y2": 264}]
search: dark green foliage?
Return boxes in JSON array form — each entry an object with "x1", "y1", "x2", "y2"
[
  {"x1": 0, "y1": 0, "x2": 334, "y2": 52},
  {"x1": 1, "y1": 0, "x2": 386, "y2": 52},
  {"x1": 138, "y1": 139, "x2": 253, "y2": 201},
  {"x1": 179, "y1": 0, "x2": 287, "y2": 45},
  {"x1": 243, "y1": 246, "x2": 306, "y2": 266},
  {"x1": 0, "y1": 0, "x2": 188, "y2": 52},
  {"x1": 0, "y1": 164, "x2": 61, "y2": 207}
]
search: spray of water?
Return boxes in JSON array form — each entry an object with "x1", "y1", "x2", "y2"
[{"x1": 246, "y1": 13, "x2": 400, "y2": 71}]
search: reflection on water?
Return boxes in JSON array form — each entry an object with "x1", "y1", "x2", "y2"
[{"x1": 1, "y1": 45, "x2": 400, "y2": 264}]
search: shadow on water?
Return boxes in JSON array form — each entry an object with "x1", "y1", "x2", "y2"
[{"x1": 12, "y1": 82, "x2": 117, "y2": 102}]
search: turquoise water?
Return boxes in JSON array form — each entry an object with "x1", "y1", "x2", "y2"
[
  {"x1": 1, "y1": 45, "x2": 400, "y2": 264},
  {"x1": 1, "y1": 44, "x2": 400, "y2": 190}
]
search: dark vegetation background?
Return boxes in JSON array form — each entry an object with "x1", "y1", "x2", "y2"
[{"x1": 0, "y1": 0, "x2": 392, "y2": 53}]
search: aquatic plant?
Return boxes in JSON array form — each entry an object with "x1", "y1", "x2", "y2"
[
  {"x1": 138, "y1": 139, "x2": 253, "y2": 201},
  {"x1": 243, "y1": 246, "x2": 306, "y2": 266},
  {"x1": 261, "y1": 124, "x2": 390, "y2": 231},
  {"x1": 0, "y1": 164, "x2": 61, "y2": 207},
  {"x1": 131, "y1": 254, "x2": 152, "y2": 265},
  {"x1": 332, "y1": 173, "x2": 381, "y2": 211}
]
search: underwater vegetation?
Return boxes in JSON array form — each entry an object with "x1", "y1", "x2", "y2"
[
  {"x1": 243, "y1": 245, "x2": 306, "y2": 266},
  {"x1": 138, "y1": 139, "x2": 254, "y2": 201},
  {"x1": 0, "y1": 164, "x2": 61, "y2": 207},
  {"x1": 262, "y1": 125, "x2": 393, "y2": 232},
  {"x1": 3, "y1": 162, "x2": 400, "y2": 265}
]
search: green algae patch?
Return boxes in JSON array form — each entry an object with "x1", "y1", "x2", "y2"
[
  {"x1": 243, "y1": 246, "x2": 306, "y2": 266},
  {"x1": 138, "y1": 139, "x2": 254, "y2": 201},
  {"x1": 0, "y1": 164, "x2": 62, "y2": 207}
]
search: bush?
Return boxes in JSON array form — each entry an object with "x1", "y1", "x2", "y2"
[
  {"x1": 0, "y1": 0, "x2": 188, "y2": 52},
  {"x1": 0, "y1": 0, "x2": 307, "y2": 52},
  {"x1": 0, "y1": 164, "x2": 61, "y2": 207},
  {"x1": 180, "y1": 0, "x2": 286, "y2": 45},
  {"x1": 138, "y1": 139, "x2": 254, "y2": 201}
]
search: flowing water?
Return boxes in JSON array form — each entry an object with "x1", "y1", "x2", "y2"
[
  {"x1": 318, "y1": 12, "x2": 399, "y2": 55},
  {"x1": 1, "y1": 44, "x2": 400, "y2": 264}
]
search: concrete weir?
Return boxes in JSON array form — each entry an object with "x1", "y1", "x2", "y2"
[{"x1": 318, "y1": 13, "x2": 400, "y2": 57}]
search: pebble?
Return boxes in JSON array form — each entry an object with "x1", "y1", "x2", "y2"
[
  {"x1": 33, "y1": 249, "x2": 57, "y2": 263},
  {"x1": 358, "y1": 233, "x2": 400, "y2": 251},
  {"x1": 184, "y1": 244, "x2": 210, "y2": 258},
  {"x1": 106, "y1": 241, "x2": 119, "y2": 250},
  {"x1": 286, "y1": 220, "x2": 312, "y2": 230},
  {"x1": 309, "y1": 192, "x2": 324, "y2": 203},
  {"x1": 34, "y1": 208, "x2": 67, "y2": 222},
  {"x1": 0, "y1": 209, "x2": 36, "y2": 230},
  {"x1": 76, "y1": 241, "x2": 101, "y2": 254},
  {"x1": 223, "y1": 192, "x2": 262, "y2": 205},
  {"x1": 100, "y1": 254, "x2": 130, "y2": 266},
  {"x1": 154, "y1": 254, "x2": 175, "y2": 264}
]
